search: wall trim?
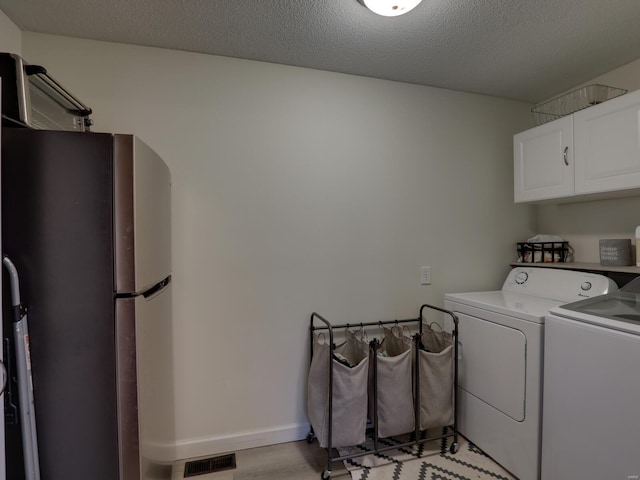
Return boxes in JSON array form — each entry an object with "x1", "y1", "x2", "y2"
[{"x1": 172, "y1": 423, "x2": 311, "y2": 460}]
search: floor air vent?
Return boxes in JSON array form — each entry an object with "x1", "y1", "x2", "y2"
[{"x1": 184, "y1": 453, "x2": 237, "y2": 477}]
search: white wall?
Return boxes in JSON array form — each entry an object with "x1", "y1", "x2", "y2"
[
  {"x1": 554, "y1": 57, "x2": 640, "y2": 99},
  {"x1": 23, "y1": 32, "x2": 534, "y2": 458},
  {"x1": 0, "y1": 9, "x2": 21, "y2": 55},
  {"x1": 535, "y1": 58, "x2": 640, "y2": 263}
]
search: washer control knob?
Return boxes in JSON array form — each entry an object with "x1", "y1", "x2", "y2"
[
  {"x1": 581, "y1": 281, "x2": 592, "y2": 291},
  {"x1": 515, "y1": 272, "x2": 528, "y2": 285}
]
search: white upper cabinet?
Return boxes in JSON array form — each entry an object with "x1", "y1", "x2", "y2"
[
  {"x1": 514, "y1": 116, "x2": 573, "y2": 202},
  {"x1": 514, "y1": 89, "x2": 640, "y2": 203},
  {"x1": 574, "y1": 89, "x2": 640, "y2": 195}
]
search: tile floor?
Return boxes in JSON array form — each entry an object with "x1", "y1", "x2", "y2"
[
  {"x1": 172, "y1": 440, "x2": 349, "y2": 480},
  {"x1": 170, "y1": 436, "x2": 514, "y2": 480}
]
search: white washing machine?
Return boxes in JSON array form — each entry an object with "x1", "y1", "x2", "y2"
[
  {"x1": 542, "y1": 277, "x2": 640, "y2": 480},
  {"x1": 444, "y1": 267, "x2": 617, "y2": 480}
]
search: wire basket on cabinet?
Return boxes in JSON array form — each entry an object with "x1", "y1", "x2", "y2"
[
  {"x1": 531, "y1": 84, "x2": 627, "y2": 126},
  {"x1": 516, "y1": 241, "x2": 570, "y2": 263}
]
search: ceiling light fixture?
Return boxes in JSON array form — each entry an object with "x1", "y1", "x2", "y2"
[{"x1": 361, "y1": 0, "x2": 423, "y2": 17}]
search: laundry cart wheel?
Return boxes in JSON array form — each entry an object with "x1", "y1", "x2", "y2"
[
  {"x1": 321, "y1": 469, "x2": 331, "y2": 479},
  {"x1": 306, "y1": 431, "x2": 316, "y2": 444},
  {"x1": 449, "y1": 442, "x2": 459, "y2": 454}
]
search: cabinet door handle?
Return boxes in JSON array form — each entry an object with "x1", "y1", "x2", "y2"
[{"x1": 563, "y1": 146, "x2": 569, "y2": 166}]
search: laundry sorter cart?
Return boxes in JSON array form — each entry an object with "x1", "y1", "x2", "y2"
[{"x1": 306, "y1": 304, "x2": 459, "y2": 480}]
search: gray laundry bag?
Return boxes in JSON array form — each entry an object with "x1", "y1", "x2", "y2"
[
  {"x1": 417, "y1": 322, "x2": 454, "y2": 430},
  {"x1": 307, "y1": 331, "x2": 369, "y2": 448},
  {"x1": 368, "y1": 327, "x2": 415, "y2": 438}
]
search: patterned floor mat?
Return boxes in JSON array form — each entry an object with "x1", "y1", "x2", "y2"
[{"x1": 337, "y1": 428, "x2": 517, "y2": 480}]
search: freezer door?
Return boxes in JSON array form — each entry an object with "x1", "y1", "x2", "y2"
[
  {"x1": 114, "y1": 135, "x2": 172, "y2": 294},
  {"x1": 116, "y1": 281, "x2": 174, "y2": 480}
]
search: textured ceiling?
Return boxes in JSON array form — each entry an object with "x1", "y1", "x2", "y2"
[{"x1": 2, "y1": 0, "x2": 640, "y2": 102}]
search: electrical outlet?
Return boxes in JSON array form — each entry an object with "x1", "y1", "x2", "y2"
[{"x1": 420, "y1": 266, "x2": 431, "y2": 285}]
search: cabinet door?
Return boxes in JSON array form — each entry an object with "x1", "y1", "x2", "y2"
[
  {"x1": 574, "y1": 89, "x2": 640, "y2": 195},
  {"x1": 514, "y1": 116, "x2": 574, "y2": 202}
]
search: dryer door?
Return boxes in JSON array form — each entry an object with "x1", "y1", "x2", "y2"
[{"x1": 457, "y1": 312, "x2": 526, "y2": 421}]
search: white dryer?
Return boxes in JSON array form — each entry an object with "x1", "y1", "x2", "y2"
[{"x1": 443, "y1": 267, "x2": 617, "y2": 480}]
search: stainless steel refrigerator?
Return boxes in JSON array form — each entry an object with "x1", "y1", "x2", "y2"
[{"x1": 2, "y1": 128, "x2": 175, "y2": 480}]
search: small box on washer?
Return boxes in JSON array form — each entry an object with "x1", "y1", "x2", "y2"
[{"x1": 599, "y1": 239, "x2": 632, "y2": 266}]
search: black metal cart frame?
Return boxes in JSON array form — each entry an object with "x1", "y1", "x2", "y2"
[{"x1": 307, "y1": 304, "x2": 459, "y2": 480}]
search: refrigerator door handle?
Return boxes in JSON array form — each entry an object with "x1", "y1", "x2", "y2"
[
  {"x1": 142, "y1": 275, "x2": 171, "y2": 300},
  {"x1": 114, "y1": 276, "x2": 171, "y2": 300}
]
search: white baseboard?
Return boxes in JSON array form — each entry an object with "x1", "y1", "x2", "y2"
[{"x1": 172, "y1": 422, "x2": 311, "y2": 460}]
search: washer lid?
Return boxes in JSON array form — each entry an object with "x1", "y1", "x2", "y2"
[
  {"x1": 552, "y1": 291, "x2": 640, "y2": 335},
  {"x1": 444, "y1": 290, "x2": 563, "y2": 323}
]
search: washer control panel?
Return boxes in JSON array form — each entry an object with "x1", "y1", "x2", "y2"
[
  {"x1": 514, "y1": 271, "x2": 529, "y2": 285},
  {"x1": 503, "y1": 267, "x2": 617, "y2": 302}
]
